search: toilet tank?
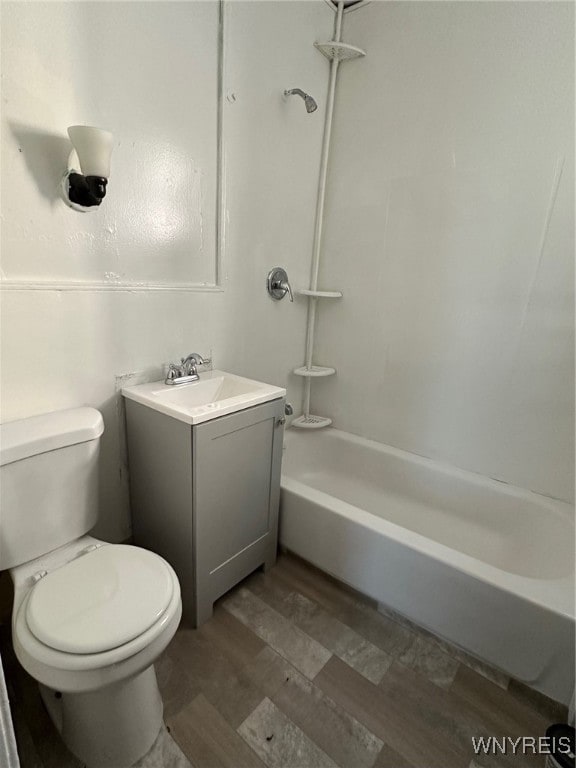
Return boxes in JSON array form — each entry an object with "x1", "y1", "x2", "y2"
[{"x1": 0, "y1": 408, "x2": 104, "y2": 570}]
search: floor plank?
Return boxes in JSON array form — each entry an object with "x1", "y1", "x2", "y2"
[
  {"x1": 168, "y1": 693, "x2": 266, "y2": 768},
  {"x1": 247, "y1": 570, "x2": 392, "y2": 684},
  {"x1": 378, "y1": 662, "x2": 546, "y2": 768},
  {"x1": 202, "y1": 603, "x2": 267, "y2": 667},
  {"x1": 222, "y1": 586, "x2": 332, "y2": 679},
  {"x1": 238, "y1": 697, "x2": 338, "y2": 768},
  {"x1": 273, "y1": 556, "x2": 416, "y2": 659},
  {"x1": 156, "y1": 646, "x2": 202, "y2": 721},
  {"x1": 373, "y1": 744, "x2": 415, "y2": 768},
  {"x1": 240, "y1": 646, "x2": 383, "y2": 768},
  {"x1": 396, "y1": 634, "x2": 460, "y2": 689},
  {"x1": 132, "y1": 725, "x2": 192, "y2": 768},
  {"x1": 314, "y1": 656, "x2": 469, "y2": 768},
  {"x1": 162, "y1": 618, "x2": 265, "y2": 729},
  {"x1": 375, "y1": 602, "x2": 510, "y2": 689},
  {"x1": 450, "y1": 664, "x2": 550, "y2": 740},
  {"x1": 506, "y1": 677, "x2": 568, "y2": 723}
]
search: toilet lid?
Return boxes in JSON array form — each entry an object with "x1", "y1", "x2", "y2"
[{"x1": 26, "y1": 545, "x2": 174, "y2": 654}]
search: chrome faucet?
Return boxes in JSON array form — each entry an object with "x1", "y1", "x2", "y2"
[
  {"x1": 164, "y1": 353, "x2": 210, "y2": 385},
  {"x1": 181, "y1": 353, "x2": 206, "y2": 373}
]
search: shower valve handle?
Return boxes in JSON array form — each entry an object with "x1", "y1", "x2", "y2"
[
  {"x1": 267, "y1": 267, "x2": 294, "y2": 302},
  {"x1": 278, "y1": 279, "x2": 294, "y2": 302}
]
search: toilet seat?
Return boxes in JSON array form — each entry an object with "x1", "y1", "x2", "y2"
[
  {"x1": 26, "y1": 545, "x2": 174, "y2": 654},
  {"x1": 13, "y1": 540, "x2": 182, "y2": 691}
]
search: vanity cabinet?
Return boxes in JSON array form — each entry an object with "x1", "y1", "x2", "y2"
[{"x1": 124, "y1": 397, "x2": 285, "y2": 626}]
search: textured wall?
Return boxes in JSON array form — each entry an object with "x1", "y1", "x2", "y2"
[
  {"x1": 1, "y1": 1, "x2": 219, "y2": 287},
  {"x1": 0, "y1": 1, "x2": 333, "y2": 541},
  {"x1": 313, "y1": 1, "x2": 574, "y2": 502}
]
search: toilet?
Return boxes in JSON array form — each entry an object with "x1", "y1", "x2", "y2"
[{"x1": 0, "y1": 407, "x2": 182, "y2": 768}]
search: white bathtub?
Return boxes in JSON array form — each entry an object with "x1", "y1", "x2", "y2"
[{"x1": 279, "y1": 427, "x2": 575, "y2": 705}]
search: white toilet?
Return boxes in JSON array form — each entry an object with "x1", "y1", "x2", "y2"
[{"x1": 0, "y1": 407, "x2": 182, "y2": 768}]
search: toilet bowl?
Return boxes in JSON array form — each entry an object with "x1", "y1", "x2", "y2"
[{"x1": 0, "y1": 408, "x2": 183, "y2": 768}]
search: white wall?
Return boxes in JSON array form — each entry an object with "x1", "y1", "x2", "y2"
[
  {"x1": 1, "y1": 1, "x2": 333, "y2": 541},
  {"x1": 314, "y1": 1, "x2": 574, "y2": 502},
  {"x1": 4, "y1": 0, "x2": 571, "y2": 545},
  {"x1": 1, "y1": 1, "x2": 220, "y2": 287}
]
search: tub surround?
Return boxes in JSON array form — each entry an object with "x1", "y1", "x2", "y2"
[{"x1": 314, "y1": 1, "x2": 575, "y2": 503}]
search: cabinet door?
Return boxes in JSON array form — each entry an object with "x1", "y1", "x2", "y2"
[{"x1": 193, "y1": 398, "x2": 284, "y2": 611}]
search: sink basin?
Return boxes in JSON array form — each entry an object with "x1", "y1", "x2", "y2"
[{"x1": 122, "y1": 370, "x2": 286, "y2": 425}]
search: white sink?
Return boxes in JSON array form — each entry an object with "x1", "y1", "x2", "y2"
[{"x1": 122, "y1": 370, "x2": 286, "y2": 425}]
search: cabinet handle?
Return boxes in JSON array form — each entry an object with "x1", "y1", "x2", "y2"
[{"x1": 277, "y1": 416, "x2": 286, "y2": 426}]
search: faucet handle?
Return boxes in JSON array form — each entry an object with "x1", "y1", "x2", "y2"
[
  {"x1": 166, "y1": 364, "x2": 180, "y2": 381},
  {"x1": 267, "y1": 267, "x2": 293, "y2": 302},
  {"x1": 281, "y1": 279, "x2": 294, "y2": 302}
]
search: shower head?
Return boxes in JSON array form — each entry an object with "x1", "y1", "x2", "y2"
[
  {"x1": 304, "y1": 94, "x2": 318, "y2": 113},
  {"x1": 284, "y1": 88, "x2": 318, "y2": 113}
]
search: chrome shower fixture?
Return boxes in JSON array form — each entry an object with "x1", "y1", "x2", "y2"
[{"x1": 284, "y1": 88, "x2": 318, "y2": 113}]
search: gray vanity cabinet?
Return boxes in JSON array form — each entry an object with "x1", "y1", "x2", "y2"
[{"x1": 124, "y1": 397, "x2": 285, "y2": 627}]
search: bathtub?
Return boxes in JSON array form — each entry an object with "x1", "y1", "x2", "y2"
[{"x1": 279, "y1": 427, "x2": 575, "y2": 705}]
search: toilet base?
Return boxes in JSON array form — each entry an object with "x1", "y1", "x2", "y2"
[{"x1": 40, "y1": 664, "x2": 163, "y2": 768}]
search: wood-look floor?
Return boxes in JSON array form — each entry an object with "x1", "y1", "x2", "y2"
[{"x1": 2, "y1": 552, "x2": 567, "y2": 768}]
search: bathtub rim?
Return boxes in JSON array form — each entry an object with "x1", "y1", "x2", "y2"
[
  {"x1": 284, "y1": 426, "x2": 574, "y2": 511},
  {"x1": 281, "y1": 429, "x2": 575, "y2": 621}
]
